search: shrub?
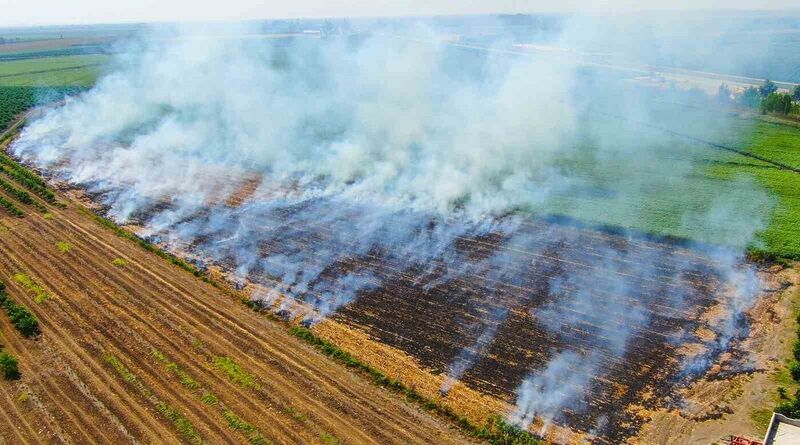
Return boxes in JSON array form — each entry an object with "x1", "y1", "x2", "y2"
[
  {"x1": 777, "y1": 396, "x2": 800, "y2": 418},
  {"x1": 0, "y1": 352, "x2": 19, "y2": 379},
  {"x1": 790, "y1": 361, "x2": 800, "y2": 381},
  {"x1": 0, "y1": 288, "x2": 40, "y2": 337},
  {"x1": 761, "y1": 92, "x2": 794, "y2": 115},
  {"x1": 212, "y1": 356, "x2": 260, "y2": 390}
]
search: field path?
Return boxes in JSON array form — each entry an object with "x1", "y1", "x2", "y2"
[{"x1": 0, "y1": 189, "x2": 474, "y2": 445}]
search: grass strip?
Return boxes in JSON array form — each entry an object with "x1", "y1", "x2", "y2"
[
  {"x1": 13, "y1": 273, "x2": 50, "y2": 303},
  {"x1": 211, "y1": 356, "x2": 261, "y2": 391},
  {"x1": 105, "y1": 353, "x2": 203, "y2": 444},
  {"x1": 151, "y1": 349, "x2": 270, "y2": 445}
]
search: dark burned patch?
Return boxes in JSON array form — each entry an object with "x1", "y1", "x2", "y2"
[
  {"x1": 323, "y1": 222, "x2": 726, "y2": 444},
  {"x1": 112, "y1": 198, "x2": 741, "y2": 444}
]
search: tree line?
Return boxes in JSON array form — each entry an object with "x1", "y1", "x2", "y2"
[{"x1": 717, "y1": 79, "x2": 800, "y2": 116}]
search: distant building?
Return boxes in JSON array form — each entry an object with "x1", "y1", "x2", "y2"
[{"x1": 763, "y1": 413, "x2": 800, "y2": 445}]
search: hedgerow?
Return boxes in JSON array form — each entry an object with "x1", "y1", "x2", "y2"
[
  {"x1": 0, "y1": 195, "x2": 23, "y2": 217},
  {"x1": 0, "y1": 159, "x2": 55, "y2": 203},
  {"x1": 0, "y1": 280, "x2": 40, "y2": 337},
  {"x1": 0, "y1": 177, "x2": 34, "y2": 204},
  {"x1": 777, "y1": 312, "x2": 800, "y2": 417}
]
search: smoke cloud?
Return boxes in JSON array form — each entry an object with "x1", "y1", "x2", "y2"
[{"x1": 11, "y1": 15, "x2": 775, "y2": 440}]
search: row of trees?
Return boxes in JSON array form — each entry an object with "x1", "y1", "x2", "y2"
[
  {"x1": 0, "y1": 281, "x2": 32, "y2": 381},
  {"x1": 717, "y1": 79, "x2": 800, "y2": 116},
  {"x1": 777, "y1": 312, "x2": 800, "y2": 417}
]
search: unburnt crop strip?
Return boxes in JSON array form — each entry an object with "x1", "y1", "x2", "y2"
[
  {"x1": 13, "y1": 273, "x2": 50, "y2": 303},
  {"x1": 0, "y1": 195, "x2": 23, "y2": 217},
  {"x1": 286, "y1": 325, "x2": 541, "y2": 445},
  {"x1": 0, "y1": 153, "x2": 56, "y2": 203},
  {"x1": 105, "y1": 353, "x2": 203, "y2": 444},
  {"x1": 0, "y1": 280, "x2": 40, "y2": 337},
  {"x1": 151, "y1": 349, "x2": 270, "y2": 445}
]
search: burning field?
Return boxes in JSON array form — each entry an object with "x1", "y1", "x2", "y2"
[{"x1": 5, "y1": 19, "x2": 790, "y2": 445}]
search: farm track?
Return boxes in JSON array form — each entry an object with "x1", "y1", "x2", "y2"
[{"x1": 0, "y1": 188, "x2": 474, "y2": 444}]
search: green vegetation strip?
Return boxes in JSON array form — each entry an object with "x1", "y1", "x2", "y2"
[
  {"x1": 0, "y1": 175, "x2": 48, "y2": 212},
  {"x1": 0, "y1": 177, "x2": 34, "y2": 204},
  {"x1": 776, "y1": 304, "x2": 800, "y2": 417},
  {"x1": 0, "y1": 153, "x2": 56, "y2": 203},
  {"x1": 151, "y1": 349, "x2": 270, "y2": 445},
  {"x1": 13, "y1": 273, "x2": 50, "y2": 303},
  {"x1": 0, "y1": 195, "x2": 23, "y2": 217},
  {"x1": 287, "y1": 324, "x2": 540, "y2": 445},
  {"x1": 0, "y1": 280, "x2": 40, "y2": 337},
  {"x1": 105, "y1": 353, "x2": 203, "y2": 444},
  {"x1": 211, "y1": 356, "x2": 261, "y2": 391}
]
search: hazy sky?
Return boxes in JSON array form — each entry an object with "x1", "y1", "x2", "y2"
[{"x1": 0, "y1": 0, "x2": 797, "y2": 27}]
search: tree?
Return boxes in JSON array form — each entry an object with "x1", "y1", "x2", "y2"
[
  {"x1": 793, "y1": 85, "x2": 800, "y2": 101},
  {"x1": 738, "y1": 86, "x2": 761, "y2": 108},
  {"x1": 759, "y1": 79, "x2": 777, "y2": 97},
  {"x1": 0, "y1": 352, "x2": 19, "y2": 380},
  {"x1": 761, "y1": 93, "x2": 793, "y2": 115}
]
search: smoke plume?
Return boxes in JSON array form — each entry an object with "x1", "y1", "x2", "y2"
[{"x1": 11, "y1": 15, "x2": 776, "y2": 440}]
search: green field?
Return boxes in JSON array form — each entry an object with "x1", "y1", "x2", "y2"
[
  {"x1": 0, "y1": 45, "x2": 105, "y2": 131},
  {"x1": 524, "y1": 105, "x2": 800, "y2": 259},
  {"x1": 712, "y1": 118, "x2": 800, "y2": 258},
  {"x1": 0, "y1": 54, "x2": 107, "y2": 87}
]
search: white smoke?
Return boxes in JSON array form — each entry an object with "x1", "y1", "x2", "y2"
[{"x1": 10, "y1": 16, "x2": 776, "y2": 440}]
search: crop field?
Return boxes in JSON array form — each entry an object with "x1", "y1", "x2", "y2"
[
  {"x1": 0, "y1": 149, "x2": 475, "y2": 444},
  {"x1": 709, "y1": 118, "x2": 800, "y2": 259},
  {"x1": 1, "y1": 24, "x2": 800, "y2": 445},
  {"x1": 0, "y1": 54, "x2": 106, "y2": 87},
  {"x1": 39, "y1": 107, "x2": 794, "y2": 443}
]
